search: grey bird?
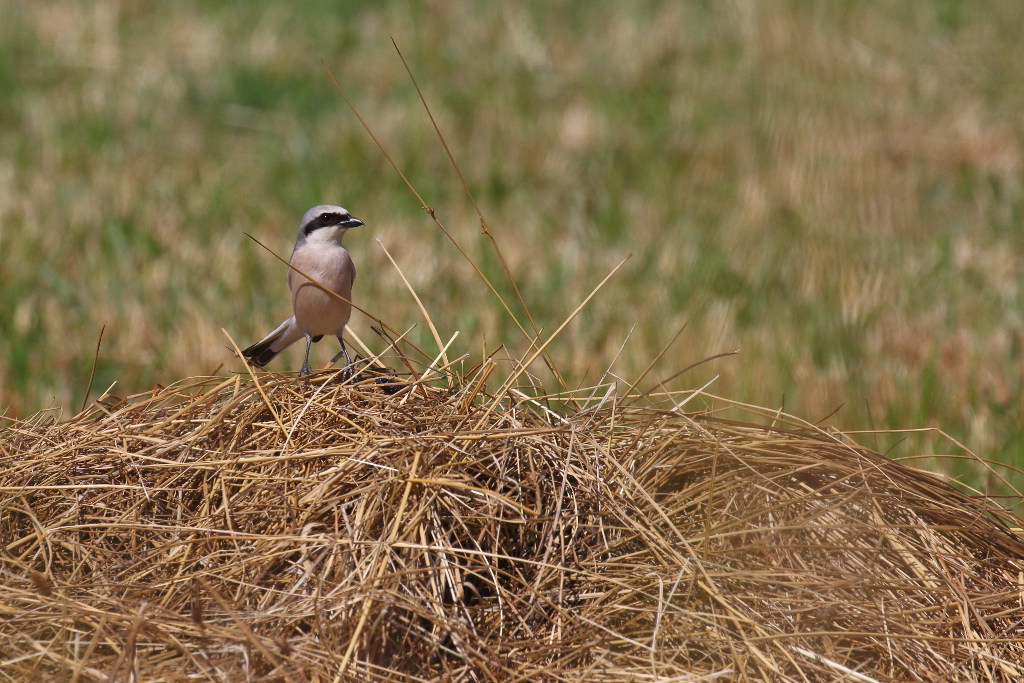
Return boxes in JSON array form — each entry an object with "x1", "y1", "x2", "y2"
[{"x1": 243, "y1": 205, "x2": 364, "y2": 376}]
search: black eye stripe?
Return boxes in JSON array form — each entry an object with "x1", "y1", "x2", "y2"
[{"x1": 303, "y1": 210, "x2": 350, "y2": 235}]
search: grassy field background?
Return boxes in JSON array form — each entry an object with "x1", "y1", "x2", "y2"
[{"x1": 1, "y1": 1, "x2": 1022, "y2": 490}]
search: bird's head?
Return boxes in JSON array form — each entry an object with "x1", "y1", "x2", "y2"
[{"x1": 297, "y1": 204, "x2": 364, "y2": 245}]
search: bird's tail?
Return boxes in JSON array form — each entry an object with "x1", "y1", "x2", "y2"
[{"x1": 242, "y1": 317, "x2": 302, "y2": 368}]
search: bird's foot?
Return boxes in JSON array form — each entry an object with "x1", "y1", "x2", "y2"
[
  {"x1": 339, "y1": 362, "x2": 355, "y2": 381},
  {"x1": 298, "y1": 363, "x2": 313, "y2": 377}
]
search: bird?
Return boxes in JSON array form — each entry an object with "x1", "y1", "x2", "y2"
[{"x1": 242, "y1": 204, "x2": 364, "y2": 376}]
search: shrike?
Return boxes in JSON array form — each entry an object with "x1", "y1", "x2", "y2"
[{"x1": 243, "y1": 204, "x2": 364, "y2": 376}]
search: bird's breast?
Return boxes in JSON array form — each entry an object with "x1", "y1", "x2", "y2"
[{"x1": 288, "y1": 245, "x2": 355, "y2": 336}]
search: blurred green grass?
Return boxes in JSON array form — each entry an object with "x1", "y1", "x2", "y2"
[{"x1": 1, "y1": 1, "x2": 1022, "y2": 490}]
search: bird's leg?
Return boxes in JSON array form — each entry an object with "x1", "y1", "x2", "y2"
[
  {"x1": 330, "y1": 336, "x2": 353, "y2": 378},
  {"x1": 299, "y1": 334, "x2": 314, "y2": 377}
]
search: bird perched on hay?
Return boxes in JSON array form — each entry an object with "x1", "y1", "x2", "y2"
[{"x1": 242, "y1": 204, "x2": 364, "y2": 376}]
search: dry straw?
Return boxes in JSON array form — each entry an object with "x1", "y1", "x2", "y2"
[
  {"x1": 2, "y1": 367, "x2": 1024, "y2": 681},
  {"x1": 4, "y1": 53, "x2": 1024, "y2": 681}
]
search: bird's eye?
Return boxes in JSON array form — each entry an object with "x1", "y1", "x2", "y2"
[{"x1": 321, "y1": 213, "x2": 340, "y2": 225}]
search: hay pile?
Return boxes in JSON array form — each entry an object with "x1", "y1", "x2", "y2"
[{"x1": 2, "y1": 368, "x2": 1023, "y2": 681}]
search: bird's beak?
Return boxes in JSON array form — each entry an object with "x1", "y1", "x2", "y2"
[{"x1": 342, "y1": 216, "x2": 364, "y2": 228}]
